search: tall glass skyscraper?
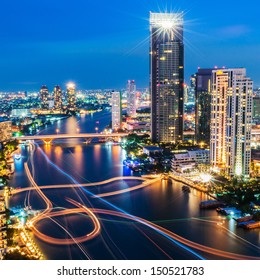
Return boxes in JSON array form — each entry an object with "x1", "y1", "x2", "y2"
[
  {"x1": 195, "y1": 68, "x2": 214, "y2": 145},
  {"x1": 150, "y1": 12, "x2": 184, "y2": 143}
]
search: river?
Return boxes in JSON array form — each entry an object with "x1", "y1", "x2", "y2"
[{"x1": 9, "y1": 111, "x2": 260, "y2": 260}]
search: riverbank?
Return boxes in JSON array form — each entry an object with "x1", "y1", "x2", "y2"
[
  {"x1": 169, "y1": 172, "x2": 217, "y2": 200},
  {"x1": 7, "y1": 111, "x2": 260, "y2": 260}
]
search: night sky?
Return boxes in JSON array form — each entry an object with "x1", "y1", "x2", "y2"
[{"x1": 0, "y1": 0, "x2": 259, "y2": 91}]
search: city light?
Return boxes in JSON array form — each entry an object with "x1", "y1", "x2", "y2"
[
  {"x1": 150, "y1": 12, "x2": 183, "y2": 30},
  {"x1": 0, "y1": 2, "x2": 258, "y2": 266},
  {"x1": 150, "y1": 12, "x2": 183, "y2": 41},
  {"x1": 200, "y1": 173, "x2": 212, "y2": 183},
  {"x1": 66, "y1": 82, "x2": 75, "y2": 89}
]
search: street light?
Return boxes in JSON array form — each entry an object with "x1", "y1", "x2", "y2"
[
  {"x1": 76, "y1": 128, "x2": 80, "y2": 133},
  {"x1": 56, "y1": 128, "x2": 59, "y2": 134},
  {"x1": 95, "y1": 127, "x2": 98, "y2": 133}
]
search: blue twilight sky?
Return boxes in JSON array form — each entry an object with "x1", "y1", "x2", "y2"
[{"x1": 0, "y1": 0, "x2": 259, "y2": 91}]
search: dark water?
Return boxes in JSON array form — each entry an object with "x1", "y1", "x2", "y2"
[{"x1": 9, "y1": 111, "x2": 260, "y2": 260}]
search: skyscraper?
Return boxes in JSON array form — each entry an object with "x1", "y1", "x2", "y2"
[
  {"x1": 210, "y1": 68, "x2": 253, "y2": 178},
  {"x1": 40, "y1": 85, "x2": 49, "y2": 109},
  {"x1": 54, "y1": 85, "x2": 62, "y2": 110},
  {"x1": 150, "y1": 12, "x2": 184, "y2": 143},
  {"x1": 195, "y1": 68, "x2": 214, "y2": 145},
  {"x1": 111, "y1": 91, "x2": 122, "y2": 130},
  {"x1": 66, "y1": 83, "x2": 76, "y2": 111},
  {"x1": 126, "y1": 80, "x2": 137, "y2": 117}
]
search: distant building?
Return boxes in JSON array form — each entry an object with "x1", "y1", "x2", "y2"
[
  {"x1": 40, "y1": 85, "x2": 49, "y2": 109},
  {"x1": 150, "y1": 12, "x2": 184, "y2": 143},
  {"x1": 253, "y1": 97, "x2": 260, "y2": 118},
  {"x1": 111, "y1": 91, "x2": 122, "y2": 130},
  {"x1": 54, "y1": 85, "x2": 62, "y2": 110},
  {"x1": 11, "y1": 109, "x2": 31, "y2": 118},
  {"x1": 183, "y1": 83, "x2": 188, "y2": 104},
  {"x1": 0, "y1": 121, "x2": 12, "y2": 142},
  {"x1": 251, "y1": 126, "x2": 260, "y2": 148},
  {"x1": 48, "y1": 100, "x2": 55, "y2": 109},
  {"x1": 195, "y1": 68, "x2": 214, "y2": 145},
  {"x1": 188, "y1": 74, "x2": 196, "y2": 103},
  {"x1": 67, "y1": 83, "x2": 76, "y2": 111},
  {"x1": 210, "y1": 68, "x2": 253, "y2": 178},
  {"x1": 126, "y1": 80, "x2": 137, "y2": 117}
]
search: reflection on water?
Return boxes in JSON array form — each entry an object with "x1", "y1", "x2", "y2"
[{"x1": 8, "y1": 112, "x2": 260, "y2": 260}]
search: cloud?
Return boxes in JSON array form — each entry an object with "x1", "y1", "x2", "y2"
[{"x1": 218, "y1": 25, "x2": 251, "y2": 38}]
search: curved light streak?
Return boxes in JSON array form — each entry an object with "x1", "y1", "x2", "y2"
[
  {"x1": 18, "y1": 142, "x2": 260, "y2": 260},
  {"x1": 24, "y1": 143, "x2": 205, "y2": 260},
  {"x1": 95, "y1": 177, "x2": 161, "y2": 198},
  {"x1": 13, "y1": 176, "x2": 146, "y2": 194}
]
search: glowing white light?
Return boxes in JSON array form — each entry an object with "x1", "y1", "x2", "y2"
[
  {"x1": 67, "y1": 82, "x2": 75, "y2": 89},
  {"x1": 160, "y1": 20, "x2": 175, "y2": 29},
  {"x1": 150, "y1": 12, "x2": 183, "y2": 31},
  {"x1": 235, "y1": 166, "x2": 242, "y2": 176},
  {"x1": 200, "y1": 173, "x2": 212, "y2": 183}
]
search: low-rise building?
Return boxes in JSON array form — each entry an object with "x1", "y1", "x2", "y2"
[
  {"x1": 171, "y1": 149, "x2": 210, "y2": 173},
  {"x1": 143, "y1": 146, "x2": 163, "y2": 156},
  {"x1": 126, "y1": 121, "x2": 150, "y2": 132}
]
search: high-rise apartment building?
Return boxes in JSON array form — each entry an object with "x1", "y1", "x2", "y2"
[
  {"x1": 195, "y1": 68, "x2": 214, "y2": 145},
  {"x1": 210, "y1": 68, "x2": 253, "y2": 178},
  {"x1": 111, "y1": 91, "x2": 122, "y2": 130},
  {"x1": 67, "y1": 83, "x2": 76, "y2": 111},
  {"x1": 54, "y1": 85, "x2": 62, "y2": 110},
  {"x1": 126, "y1": 80, "x2": 136, "y2": 117},
  {"x1": 40, "y1": 85, "x2": 49, "y2": 109},
  {"x1": 150, "y1": 12, "x2": 184, "y2": 143}
]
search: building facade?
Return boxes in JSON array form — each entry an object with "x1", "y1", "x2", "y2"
[
  {"x1": 171, "y1": 149, "x2": 210, "y2": 173},
  {"x1": 0, "y1": 195, "x2": 7, "y2": 259},
  {"x1": 150, "y1": 12, "x2": 184, "y2": 143},
  {"x1": 40, "y1": 85, "x2": 49, "y2": 109},
  {"x1": 67, "y1": 83, "x2": 76, "y2": 111},
  {"x1": 210, "y1": 68, "x2": 253, "y2": 178},
  {"x1": 0, "y1": 121, "x2": 12, "y2": 142},
  {"x1": 253, "y1": 97, "x2": 260, "y2": 119},
  {"x1": 111, "y1": 91, "x2": 122, "y2": 130},
  {"x1": 195, "y1": 68, "x2": 214, "y2": 145},
  {"x1": 126, "y1": 80, "x2": 137, "y2": 117},
  {"x1": 54, "y1": 85, "x2": 62, "y2": 110}
]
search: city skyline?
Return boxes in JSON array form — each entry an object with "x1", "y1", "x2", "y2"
[{"x1": 0, "y1": 0, "x2": 259, "y2": 91}]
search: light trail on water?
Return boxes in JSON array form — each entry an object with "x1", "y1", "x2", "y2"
[
  {"x1": 16, "y1": 142, "x2": 260, "y2": 260},
  {"x1": 27, "y1": 142, "x2": 205, "y2": 260}
]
